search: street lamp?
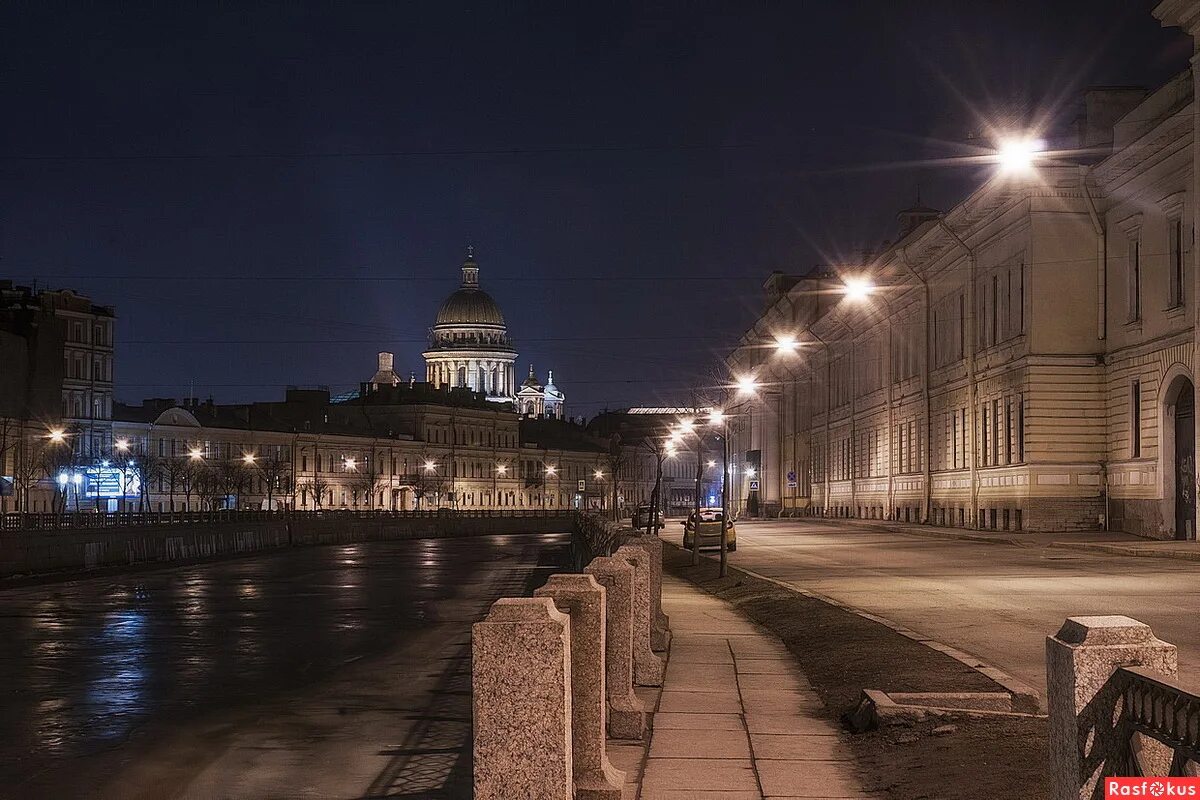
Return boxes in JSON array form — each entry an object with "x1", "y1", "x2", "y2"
[
  {"x1": 243, "y1": 453, "x2": 256, "y2": 465},
  {"x1": 841, "y1": 276, "x2": 875, "y2": 303},
  {"x1": 115, "y1": 438, "x2": 130, "y2": 453},
  {"x1": 47, "y1": 428, "x2": 65, "y2": 444},
  {"x1": 996, "y1": 136, "x2": 1044, "y2": 174},
  {"x1": 494, "y1": 463, "x2": 506, "y2": 509},
  {"x1": 544, "y1": 465, "x2": 557, "y2": 509},
  {"x1": 188, "y1": 449, "x2": 203, "y2": 461},
  {"x1": 343, "y1": 457, "x2": 356, "y2": 471}
]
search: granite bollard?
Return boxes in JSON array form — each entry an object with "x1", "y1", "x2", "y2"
[
  {"x1": 615, "y1": 544, "x2": 664, "y2": 686},
  {"x1": 473, "y1": 597, "x2": 573, "y2": 800},
  {"x1": 585, "y1": 556, "x2": 647, "y2": 739},
  {"x1": 626, "y1": 533, "x2": 670, "y2": 651},
  {"x1": 535, "y1": 574, "x2": 626, "y2": 800},
  {"x1": 1046, "y1": 615, "x2": 1178, "y2": 800}
]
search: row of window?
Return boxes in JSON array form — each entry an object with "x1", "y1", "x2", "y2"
[
  {"x1": 1127, "y1": 216, "x2": 1187, "y2": 322},
  {"x1": 807, "y1": 401, "x2": 1024, "y2": 482}
]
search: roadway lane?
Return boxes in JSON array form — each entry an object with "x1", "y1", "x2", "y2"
[
  {"x1": 0, "y1": 532, "x2": 572, "y2": 799},
  {"x1": 699, "y1": 519, "x2": 1200, "y2": 694}
]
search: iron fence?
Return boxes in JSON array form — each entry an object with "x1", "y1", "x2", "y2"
[
  {"x1": 0, "y1": 508, "x2": 581, "y2": 532},
  {"x1": 1115, "y1": 666, "x2": 1200, "y2": 776}
]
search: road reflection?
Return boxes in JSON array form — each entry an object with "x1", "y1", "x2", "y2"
[{"x1": 0, "y1": 531, "x2": 571, "y2": 798}]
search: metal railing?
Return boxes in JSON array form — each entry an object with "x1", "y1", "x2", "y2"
[
  {"x1": 1115, "y1": 666, "x2": 1200, "y2": 776},
  {"x1": 0, "y1": 508, "x2": 581, "y2": 532}
]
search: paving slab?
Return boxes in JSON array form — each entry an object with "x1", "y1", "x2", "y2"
[
  {"x1": 647, "y1": 728, "x2": 753, "y2": 759},
  {"x1": 636, "y1": 576, "x2": 869, "y2": 799}
]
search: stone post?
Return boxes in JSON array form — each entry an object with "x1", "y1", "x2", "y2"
[
  {"x1": 626, "y1": 532, "x2": 671, "y2": 651},
  {"x1": 585, "y1": 556, "x2": 647, "y2": 739},
  {"x1": 615, "y1": 544, "x2": 664, "y2": 686},
  {"x1": 535, "y1": 574, "x2": 626, "y2": 800},
  {"x1": 1045, "y1": 616, "x2": 1178, "y2": 800},
  {"x1": 473, "y1": 597, "x2": 573, "y2": 800}
]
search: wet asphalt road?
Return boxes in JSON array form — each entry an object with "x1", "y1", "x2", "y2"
[{"x1": 0, "y1": 532, "x2": 572, "y2": 799}]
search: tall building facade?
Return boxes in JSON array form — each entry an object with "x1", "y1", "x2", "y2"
[{"x1": 726, "y1": 2, "x2": 1200, "y2": 538}]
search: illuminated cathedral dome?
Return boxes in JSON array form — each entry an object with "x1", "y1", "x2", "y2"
[{"x1": 423, "y1": 248, "x2": 518, "y2": 403}]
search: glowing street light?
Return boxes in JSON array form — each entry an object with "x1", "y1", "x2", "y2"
[
  {"x1": 545, "y1": 465, "x2": 558, "y2": 477},
  {"x1": 496, "y1": 464, "x2": 507, "y2": 475},
  {"x1": 746, "y1": 467, "x2": 757, "y2": 478},
  {"x1": 243, "y1": 453, "x2": 257, "y2": 465},
  {"x1": 996, "y1": 136, "x2": 1044, "y2": 174},
  {"x1": 773, "y1": 334, "x2": 798, "y2": 353},
  {"x1": 842, "y1": 277, "x2": 875, "y2": 302},
  {"x1": 707, "y1": 460, "x2": 716, "y2": 468},
  {"x1": 708, "y1": 408, "x2": 726, "y2": 425},
  {"x1": 423, "y1": 460, "x2": 437, "y2": 472},
  {"x1": 735, "y1": 374, "x2": 759, "y2": 396},
  {"x1": 48, "y1": 429, "x2": 65, "y2": 443},
  {"x1": 115, "y1": 438, "x2": 130, "y2": 452},
  {"x1": 678, "y1": 418, "x2": 696, "y2": 433},
  {"x1": 188, "y1": 449, "x2": 204, "y2": 460},
  {"x1": 594, "y1": 469, "x2": 604, "y2": 480},
  {"x1": 343, "y1": 457, "x2": 357, "y2": 471}
]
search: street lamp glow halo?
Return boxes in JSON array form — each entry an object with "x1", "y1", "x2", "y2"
[
  {"x1": 996, "y1": 136, "x2": 1045, "y2": 174},
  {"x1": 734, "y1": 374, "x2": 759, "y2": 396},
  {"x1": 842, "y1": 277, "x2": 876, "y2": 303},
  {"x1": 773, "y1": 334, "x2": 799, "y2": 353}
]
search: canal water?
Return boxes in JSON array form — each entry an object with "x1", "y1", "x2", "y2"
[{"x1": 0, "y1": 531, "x2": 573, "y2": 799}]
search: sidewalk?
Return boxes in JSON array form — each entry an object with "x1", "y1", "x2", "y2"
[
  {"x1": 635, "y1": 575, "x2": 869, "y2": 800},
  {"x1": 810, "y1": 516, "x2": 1200, "y2": 562}
]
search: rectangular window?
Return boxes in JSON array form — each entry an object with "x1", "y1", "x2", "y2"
[
  {"x1": 991, "y1": 274, "x2": 999, "y2": 346},
  {"x1": 1005, "y1": 400, "x2": 1014, "y2": 465},
  {"x1": 1017, "y1": 398, "x2": 1025, "y2": 462},
  {"x1": 980, "y1": 405, "x2": 989, "y2": 467},
  {"x1": 1128, "y1": 238, "x2": 1141, "y2": 321},
  {"x1": 1170, "y1": 218, "x2": 1185, "y2": 308},
  {"x1": 1131, "y1": 380, "x2": 1142, "y2": 458},
  {"x1": 952, "y1": 412, "x2": 959, "y2": 469},
  {"x1": 992, "y1": 399, "x2": 1001, "y2": 467}
]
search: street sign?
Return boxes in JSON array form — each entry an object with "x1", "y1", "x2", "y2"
[
  {"x1": 577, "y1": 479, "x2": 585, "y2": 492},
  {"x1": 786, "y1": 470, "x2": 797, "y2": 489},
  {"x1": 749, "y1": 479, "x2": 760, "y2": 491}
]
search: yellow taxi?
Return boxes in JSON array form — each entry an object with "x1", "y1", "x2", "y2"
[{"x1": 681, "y1": 508, "x2": 736, "y2": 551}]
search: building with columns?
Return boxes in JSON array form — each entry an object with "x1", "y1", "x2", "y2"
[
  {"x1": 423, "y1": 249, "x2": 519, "y2": 404},
  {"x1": 724, "y1": 1, "x2": 1200, "y2": 538}
]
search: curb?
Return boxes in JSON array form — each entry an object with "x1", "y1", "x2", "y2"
[
  {"x1": 1047, "y1": 540, "x2": 1200, "y2": 563},
  {"x1": 789, "y1": 517, "x2": 1028, "y2": 547},
  {"x1": 663, "y1": 541, "x2": 1043, "y2": 713}
]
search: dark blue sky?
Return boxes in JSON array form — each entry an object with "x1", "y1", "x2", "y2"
[{"x1": 1, "y1": 2, "x2": 1188, "y2": 414}]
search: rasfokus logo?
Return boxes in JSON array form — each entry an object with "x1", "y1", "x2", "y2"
[{"x1": 1106, "y1": 778, "x2": 1200, "y2": 797}]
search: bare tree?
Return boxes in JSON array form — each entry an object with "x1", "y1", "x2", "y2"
[
  {"x1": 216, "y1": 460, "x2": 249, "y2": 510},
  {"x1": 639, "y1": 431, "x2": 670, "y2": 538},
  {"x1": 136, "y1": 451, "x2": 166, "y2": 512},
  {"x1": 411, "y1": 448, "x2": 445, "y2": 510},
  {"x1": 306, "y1": 473, "x2": 331, "y2": 509},
  {"x1": 192, "y1": 463, "x2": 221, "y2": 511},
  {"x1": 255, "y1": 452, "x2": 292, "y2": 510},
  {"x1": 602, "y1": 434, "x2": 629, "y2": 522},
  {"x1": 349, "y1": 451, "x2": 384, "y2": 509}
]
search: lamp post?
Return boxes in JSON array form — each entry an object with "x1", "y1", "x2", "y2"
[{"x1": 495, "y1": 463, "x2": 506, "y2": 510}]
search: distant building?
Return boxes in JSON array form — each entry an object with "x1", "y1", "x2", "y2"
[
  {"x1": 422, "y1": 248, "x2": 520, "y2": 404},
  {"x1": 517, "y1": 365, "x2": 566, "y2": 419},
  {"x1": 0, "y1": 282, "x2": 112, "y2": 512}
]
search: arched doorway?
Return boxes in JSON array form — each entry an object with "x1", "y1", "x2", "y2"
[{"x1": 1163, "y1": 373, "x2": 1196, "y2": 540}]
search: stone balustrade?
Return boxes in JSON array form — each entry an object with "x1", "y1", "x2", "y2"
[
  {"x1": 1046, "y1": 615, "x2": 1193, "y2": 799},
  {"x1": 473, "y1": 518, "x2": 667, "y2": 799}
]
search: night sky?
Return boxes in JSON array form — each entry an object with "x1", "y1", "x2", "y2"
[{"x1": 1, "y1": 2, "x2": 1188, "y2": 415}]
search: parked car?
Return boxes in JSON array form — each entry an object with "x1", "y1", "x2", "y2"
[
  {"x1": 682, "y1": 508, "x2": 736, "y2": 551},
  {"x1": 632, "y1": 504, "x2": 664, "y2": 530}
]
